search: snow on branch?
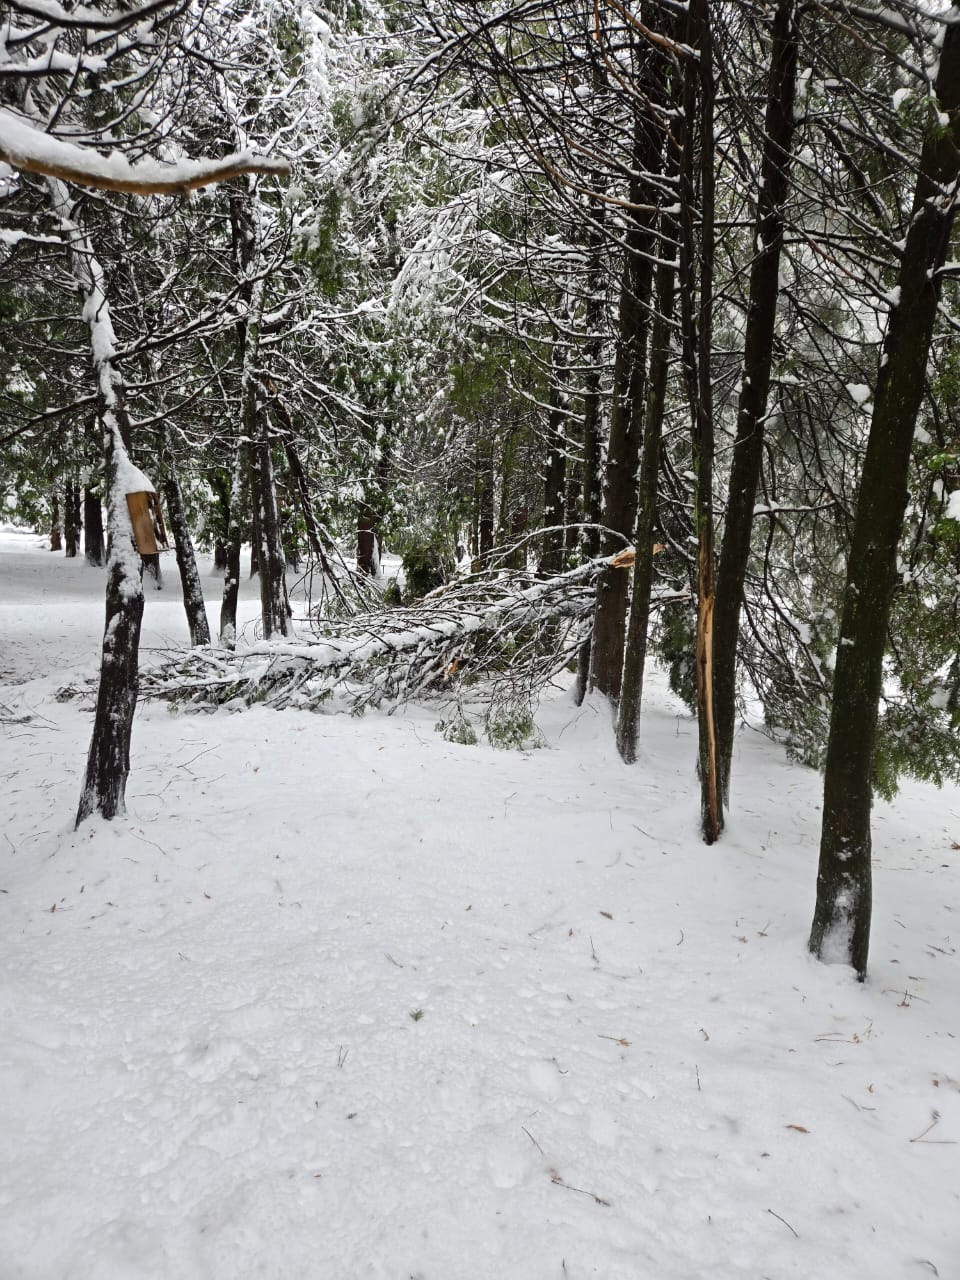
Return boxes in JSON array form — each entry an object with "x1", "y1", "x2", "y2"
[
  {"x1": 0, "y1": 110, "x2": 290, "y2": 194},
  {"x1": 9, "y1": 0, "x2": 183, "y2": 32},
  {"x1": 130, "y1": 549, "x2": 688, "y2": 717}
]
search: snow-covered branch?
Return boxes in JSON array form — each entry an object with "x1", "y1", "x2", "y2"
[
  {"x1": 8, "y1": 0, "x2": 184, "y2": 32},
  {"x1": 0, "y1": 111, "x2": 290, "y2": 194},
  {"x1": 134, "y1": 550, "x2": 681, "y2": 715}
]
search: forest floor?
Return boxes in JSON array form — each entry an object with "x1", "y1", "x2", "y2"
[{"x1": 1, "y1": 525, "x2": 959, "y2": 1280}]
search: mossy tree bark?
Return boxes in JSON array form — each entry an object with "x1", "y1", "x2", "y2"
[
  {"x1": 713, "y1": 0, "x2": 800, "y2": 805},
  {"x1": 809, "y1": 10, "x2": 960, "y2": 978}
]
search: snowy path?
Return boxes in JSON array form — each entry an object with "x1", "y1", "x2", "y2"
[{"x1": 1, "y1": 530, "x2": 958, "y2": 1279}]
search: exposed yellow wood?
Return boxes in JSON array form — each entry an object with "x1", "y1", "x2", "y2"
[
  {"x1": 125, "y1": 491, "x2": 168, "y2": 556},
  {"x1": 607, "y1": 548, "x2": 636, "y2": 569}
]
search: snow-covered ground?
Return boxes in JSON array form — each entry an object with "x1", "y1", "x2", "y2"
[{"x1": 1, "y1": 526, "x2": 958, "y2": 1280}]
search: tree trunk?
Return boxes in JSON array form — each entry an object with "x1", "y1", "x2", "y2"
[
  {"x1": 356, "y1": 505, "x2": 382, "y2": 577},
  {"x1": 678, "y1": 0, "x2": 721, "y2": 843},
  {"x1": 38, "y1": 173, "x2": 145, "y2": 826},
  {"x1": 497, "y1": 427, "x2": 527, "y2": 568},
  {"x1": 590, "y1": 109, "x2": 662, "y2": 701},
  {"x1": 208, "y1": 469, "x2": 232, "y2": 573},
  {"x1": 49, "y1": 485, "x2": 62, "y2": 551},
  {"x1": 575, "y1": 194, "x2": 608, "y2": 703},
  {"x1": 255, "y1": 405, "x2": 291, "y2": 638},
  {"x1": 64, "y1": 481, "x2": 80, "y2": 557},
  {"x1": 356, "y1": 446, "x2": 390, "y2": 578},
  {"x1": 142, "y1": 552, "x2": 162, "y2": 590},
  {"x1": 77, "y1": 414, "x2": 144, "y2": 825},
  {"x1": 616, "y1": 201, "x2": 679, "y2": 762},
  {"x1": 84, "y1": 485, "x2": 104, "y2": 566},
  {"x1": 162, "y1": 467, "x2": 211, "y2": 648},
  {"x1": 713, "y1": 0, "x2": 800, "y2": 805},
  {"x1": 809, "y1": 13, "x2": 960, "y2": 978},
  {"x1": 250, "y1": 502, "x2": 261, "y2": 577},
  {"x1": 473, "y1": 437, "x2": 496, "y2": 571},
  {"x1": 539, "y1": 320, "x2": 570, "y2": 576},
  {"x1": 219, "y1": 444, "x2": 245, "y2": 648}
]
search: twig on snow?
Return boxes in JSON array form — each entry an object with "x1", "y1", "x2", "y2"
[
  {"x1": 766, "y1": 1208, "x2": 799, "y2": 1238},
  {"x1": 549, "y1": 1169, "x2": 611, "y2": 1207},
  {"x1": 522, "y1": 1126, "x2": 544, "y2": 1155},
  {"x1": 910, "y1": 1111, "x2": 956, "y2": 1144}
]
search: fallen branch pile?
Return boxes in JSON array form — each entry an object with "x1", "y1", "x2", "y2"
[{"x1": 138, "y1": 551, "x2": 667, "y2": 714}]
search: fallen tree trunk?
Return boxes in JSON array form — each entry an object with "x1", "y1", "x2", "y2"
[{"x1": 136, "y1": 550, "x2": 687, "y2": 715}]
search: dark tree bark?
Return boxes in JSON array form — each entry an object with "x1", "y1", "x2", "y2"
[
  {"x1": 563, "y1": 472, "x2": 580, "y2": 561},
  {"x1": 356, "y1": 445, "x2": 390, "y2": 578},
  {"x1": 219, "y1": 444, "x2": 245, "y2": 648},
  {"x1": 76, "y1": 570, "x2": 143, "y2": 822},
  {"x1": 809, "y1": 13, "x2": 960, "y2": 979},
  {"x1": 83, "y1": 486, "x2": 104, "y2": 566},
  {"x1": 49, "y1": 486, "x2": 62, "y2": 551},
  {"x1": 494, "y1": 426, "x2": 524, "y2": 568},
  {"x1": 64, "y1": 481, "x2": 81, "y2": 557},
  {"x1": 574, "y1": 194, "x2": 608, "y2": 703},
  {"x1": 713, "y1": 0, "x2": 800, "y2": 804},
  {"x1": 142, "y1": 552, "x2": 162, "y2": 589},
  {"x1": 539, "y1": 320, "x2": 570, "y2": 576},
  {"x1": 677, "y1": 0, "x2": 722, "y2": 843},
  {"x1": 39, "y1": 173, "x2": 145, "y2": 827},
  {"x1": 208, "y1": 470, "x2": 232, "y2": 572},
  {"x1": 539, "y1": 417, "x2": 568, "y2": 574},
  {"x1": 250, "y1": 502, "x2": 261, "y2": 578},
  {"x1": 229, "y1": 195, "x2": 289, "y2": 639},
  {"x1": 356, "y1": 505, "x2": 382, "y2": 577},
  {"x1": 473, "y1": 436, "x2": 496, "y2": 571},
  {"x1": 76, "y1": 401, "x2": 144, "y2": 826},
  {"x1": 162, "y1": 466, "x2": 211, "y2": 648},
  {"x1": 589, "y1": 108, "x2": 662, "y2": 701},
  {"x1": 616, "y1": 199, "x2": 679, "y2": 762},
  {"x1": 254, "y1": 406, "x2": 291, "y2": 638}
]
